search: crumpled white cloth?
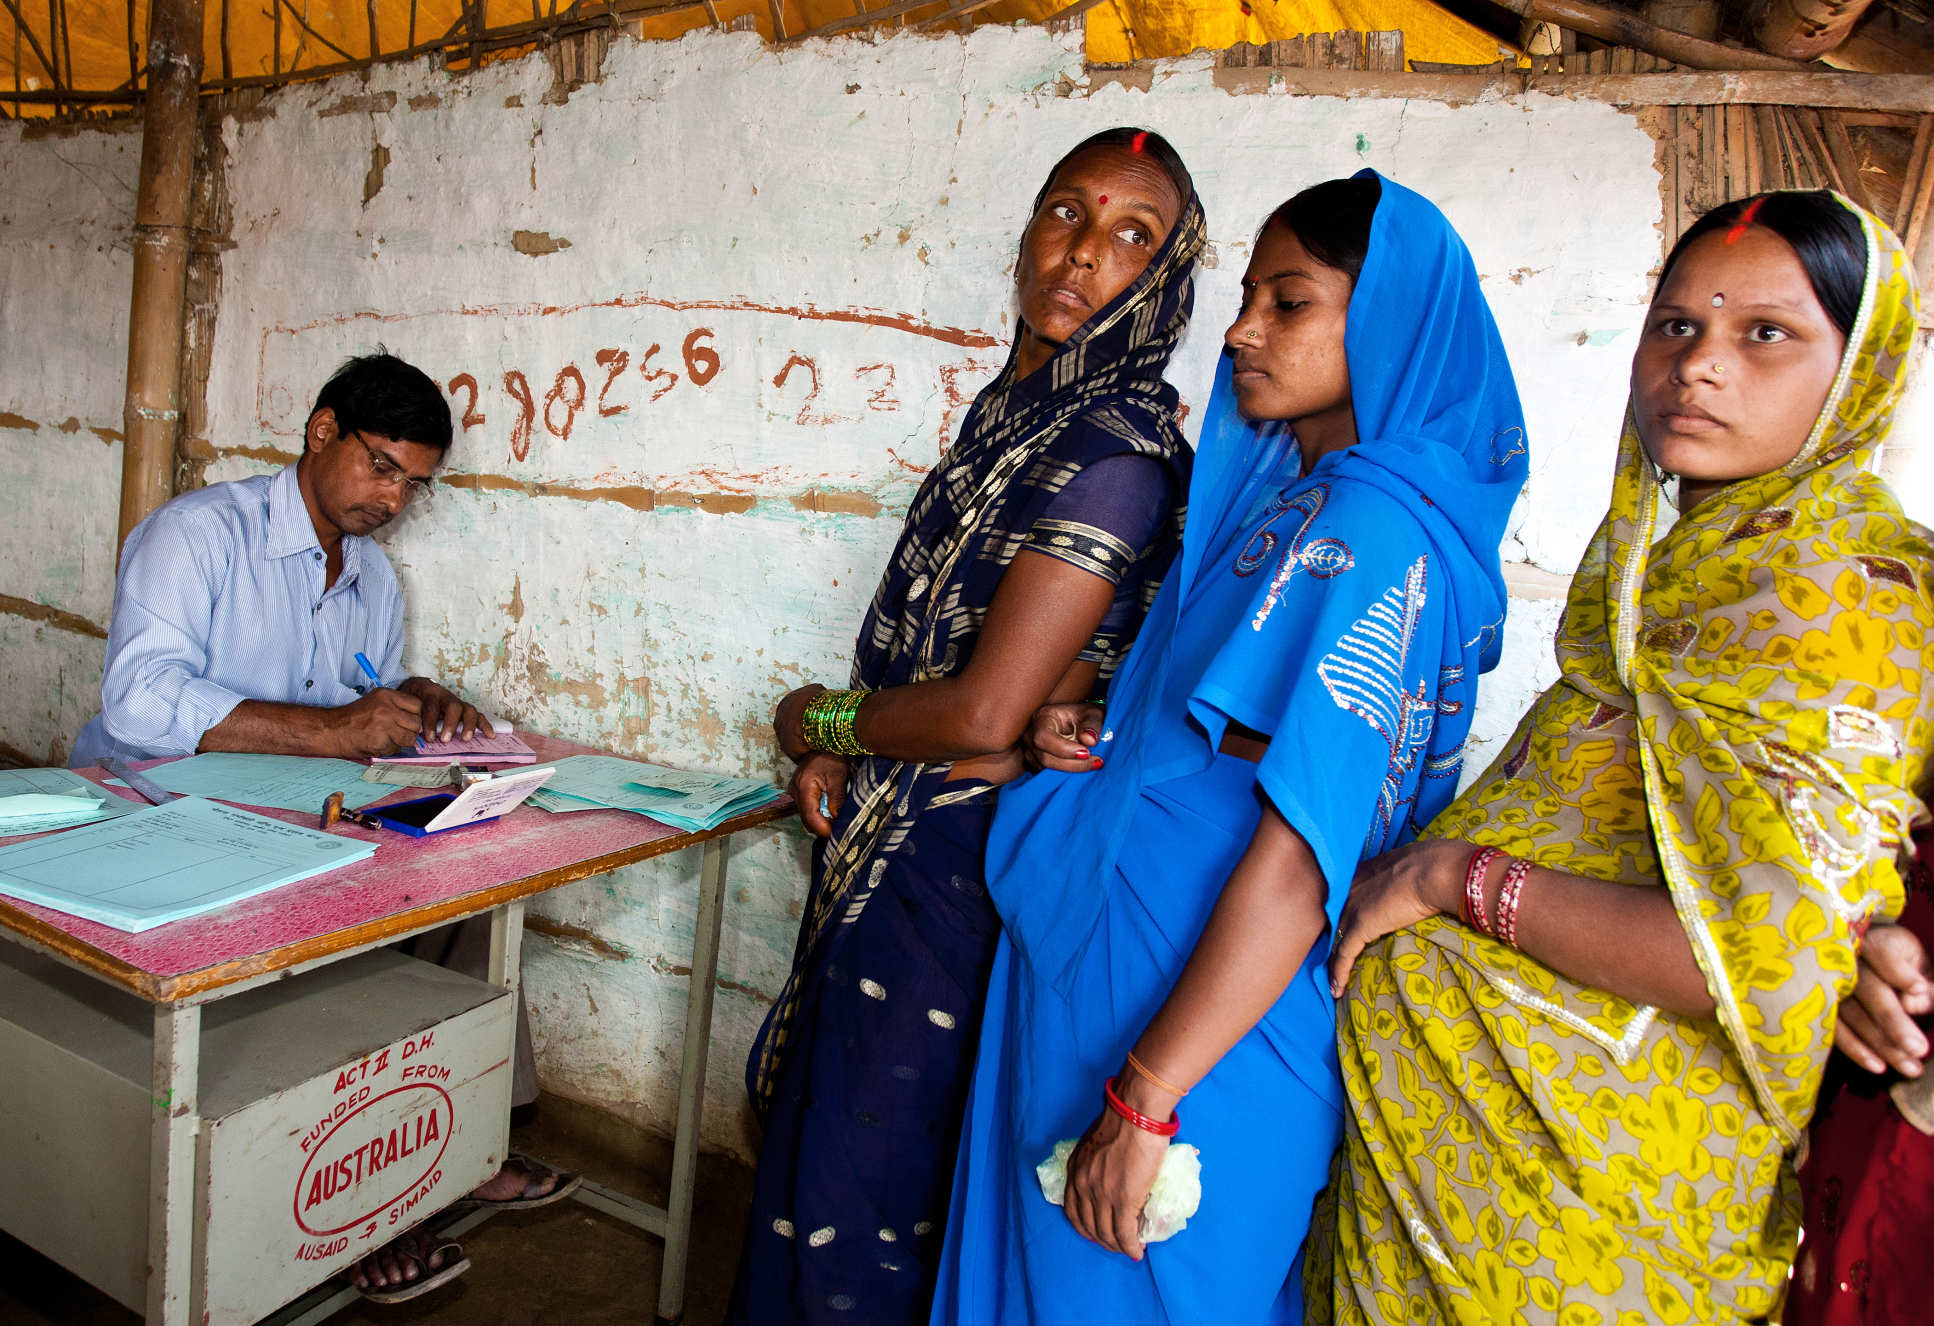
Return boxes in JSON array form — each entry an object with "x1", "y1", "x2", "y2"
[{"x1": 1036, "y1": 1137, "x2": 1202, "y2": 1243}]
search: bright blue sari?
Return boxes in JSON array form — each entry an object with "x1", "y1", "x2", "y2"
[{"x1": 931, "y1": 173, "x2": 1530, "y2": 1325}]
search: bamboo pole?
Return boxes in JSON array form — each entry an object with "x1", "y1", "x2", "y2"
[
  {"x1": 787, "y1": 0, "x2": 936, "y2": 40},
  {"x1": 0, "y1": 0, "x2": 62, "y2": 90},
  {"x1": 910, "y1": 0, "x2": 1003, "y2": 31},
  {"x1": 274, "y1": 0, "x2": 357, "y2": 66},
  {"x1": 44, "y1": 0, "x2": 59, "y2": 112},
  {"x1": 117, "y1": 0, "x2": 204, "y2": 553},
  {"x1": 1, "y1": 0, "x2": 712, "y2": 101},
  {"x1": 1492, "y1": 0, "x2": 1812, "y2": 70},
  {"x1": 55, "y1": 0, "x2": 72, "y2": 98}
]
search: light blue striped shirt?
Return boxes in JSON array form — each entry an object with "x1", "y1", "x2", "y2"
[{"x1": 71, "y1": 464, "x2": 408, "y2": 767}]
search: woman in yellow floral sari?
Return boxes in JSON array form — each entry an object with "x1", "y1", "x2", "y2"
[{"x1": 1307, "y1": 191, "x2": 1934, "y2": 1325}]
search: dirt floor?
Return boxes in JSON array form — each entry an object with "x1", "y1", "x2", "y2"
[{"x1": 0, "y1": 1095, "x2": 756, "y2": 1326}]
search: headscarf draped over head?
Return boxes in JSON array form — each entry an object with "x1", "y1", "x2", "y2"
[
  {"x1": 1429, "y1": 193, "x2": 1934, "y2": 1145},
  {"x1": 748, "y1": 138, "x2": 1207, "y2": 1114},
  {"x1": 990, "y1": 169, "x2": 1530, "y2": 994}
]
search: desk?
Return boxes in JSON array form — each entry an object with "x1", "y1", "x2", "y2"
[{"x1": 0, "y1": 734, "x2": 791, "y2": 1326}]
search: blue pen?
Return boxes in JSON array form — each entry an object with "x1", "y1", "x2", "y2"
[{"x1": 355, "y1": 652, "x2": 426, "y2": 751}]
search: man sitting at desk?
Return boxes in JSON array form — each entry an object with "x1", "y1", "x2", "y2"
[{"x1": 71, "y1": 351, "x2": 576, "y2": 1303}]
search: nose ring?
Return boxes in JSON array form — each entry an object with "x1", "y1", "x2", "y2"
[
  {"x1": 1244, "y1": 329, "x2": 1259, "y2": 340},
  {"x1": 1712, "y1": 363, "x2": 1726, "y2": 375}
]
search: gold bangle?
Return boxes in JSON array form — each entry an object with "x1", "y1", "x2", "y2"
[{"x1": 1124, "y1": 1050, "x2": 1189, "y2": 1098}]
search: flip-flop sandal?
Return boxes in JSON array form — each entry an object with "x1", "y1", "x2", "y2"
[
  {"x1": 463, "y1": 1152, "x2": 584, "y2": 1211},
  {"x1": 350, "y1": 1235, "x2": 470, "y2": 1304}
]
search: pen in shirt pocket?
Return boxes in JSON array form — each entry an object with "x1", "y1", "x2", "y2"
[{"x1": 355, "y1": 652, "x2": 426, "y2": 752}]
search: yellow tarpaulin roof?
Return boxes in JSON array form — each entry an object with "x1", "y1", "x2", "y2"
[
  {"x1": 1084, "y1": 0, "x2": 1515, "y2": 65},
  {"x1": 2, "y1": 0, "x2": 1512, "y2": 105}
]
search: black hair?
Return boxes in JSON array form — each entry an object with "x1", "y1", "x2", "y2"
[
  {"x1": 1029, "y1": 126, "x2": 1195, "y2": 218},
  {"x1": 1259, "y1": 175, "x2": 1382, "y2": 286},
  {"x1": 309, "y1": 349, "x2": 453, "y2": 452},
  {"x1": 1657, "y1": 191, "x2": 1867, "y2": 339}
]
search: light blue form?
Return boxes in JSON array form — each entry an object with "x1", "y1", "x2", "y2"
[
  {"x1": 145, "y1": 752, "x2": 394, "y2": 813},
  {"x1": 0, "y1": 768, "x2": 140, "y2": 832},
  {"x1": 531, "y1": 755, "x2": 781, "y2": 830},
  {"x1": 0, "y1": 795, "x2": 375, "y2": 932}
]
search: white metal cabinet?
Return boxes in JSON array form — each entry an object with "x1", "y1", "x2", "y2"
[{"x1": 0, "y1": 943, "x2": 511, "y2": 1323}]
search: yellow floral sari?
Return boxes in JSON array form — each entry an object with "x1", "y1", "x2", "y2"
[{"x1": 1308, "y1": 197, "x2": 1934, "y2": 1325}]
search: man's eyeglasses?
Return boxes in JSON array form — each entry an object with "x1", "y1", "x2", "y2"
[{"x1": 349, "y1": 432, "x2": 436, "y2": 506}]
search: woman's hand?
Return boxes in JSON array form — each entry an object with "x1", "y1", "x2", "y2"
[
  {"x1": 1022, "y1": 702, "x2": 1106, "y2": 773},
  {"x1": 1328, "y1": 838, "x2": 1465, "y2": 997},
  {"x1": 773, "y1": 684, "x2": 828, "y2": 762},
  {"x1": 1061, "y1": 1078, "x2": 1173, "y2": 1261},
  {"x1": 1836, "y1": 922, "x2": 1934, "y2": 1077},
  {"x1": 789, "y1": 753, "x2": 849, "y2": 838}
]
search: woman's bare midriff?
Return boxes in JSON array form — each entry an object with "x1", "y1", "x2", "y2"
[
  {"x1": 945, "y1": 749, "x2": 1028, "y2": 784},
  {"x1": 1218, "y1": 721, "x2": 1270, "y2": 764}
]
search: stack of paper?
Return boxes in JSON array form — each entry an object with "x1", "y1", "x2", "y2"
[
  {"x1": 0, "y1": 768, "x2": 139, "y2": 835},
  {"x1": 527, "y1": 755, "x2": 781, "y2": 831},
  {"x1": 372, "y1": 729, "x2": 537, "y2": 766},
  {"x1": 143, "y1": 753, "x2": 392, "y2": 813},
  {"x1": 0, "y1": 796, "x2": 376, "y2": 932}
]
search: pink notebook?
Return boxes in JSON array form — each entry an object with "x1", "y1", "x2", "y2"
[{"x1": 372, "y1": 727, "x2": 538, "y2": 766}]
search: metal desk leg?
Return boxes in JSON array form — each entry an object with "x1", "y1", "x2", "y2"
[
  {"x1": 656, "y1": 835, "x2": 731, "y2": 1326},
  {"x1": 147, "y1": 1002, "x2": 201, "y2": 1325},
  {"x1": 489, "y1": 898, "x2": 526, "y2": 994}
]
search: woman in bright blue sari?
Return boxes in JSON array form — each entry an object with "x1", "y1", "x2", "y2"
[{"x1": 930, "y1": 173, "x2": 1530, "y2": 1324}]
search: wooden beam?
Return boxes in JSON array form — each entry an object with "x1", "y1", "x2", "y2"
[
  {"x1": 118, "y1": 0, "x2": 205, "y2": 552},
  {"x1": 1818, "y1": 109, "x2": 1872, "y2": 209},
  {"x1": 1896, "y1": 114, "x2": 1932, "y2": 234},
  {"x1": 1904, "y1": 122, "x2": 1934, "y2": 255},
  {"x1": 1492, "y1": 0, "x2": 1811, "y2": 70},
  {"x1": 1190, "y1": 66, "x2": 1934, "y2": 112},
  {"x1": 1757, "y1": 0, "x2": 1879, "y2": 62}
]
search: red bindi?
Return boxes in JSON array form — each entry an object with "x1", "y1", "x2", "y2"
[
  {"x1": 1724, "y1": 196, "x2": 1766, "y2": 246},
  {"x1": 1099, "y1": 194, "x2": 1109, "y2": 204}
]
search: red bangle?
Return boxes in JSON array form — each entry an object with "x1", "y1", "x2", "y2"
[
  {"x1": 1464, "y1": 847, "x2": 1503, "y2": 936},
  {"x1": 1104, "y1": 1076, "x2": 1180, "y2": 1137},
  {"x1": 1496, "y1": 857, "x2": 1533, "y2": 948}
]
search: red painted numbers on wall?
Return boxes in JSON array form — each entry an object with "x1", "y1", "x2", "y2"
[{"x1": 447, "y1": 329, "x2": 726, "y2": 462}]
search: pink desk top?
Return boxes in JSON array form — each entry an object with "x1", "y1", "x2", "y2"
[{"x1": 0, "y1": 734, "x2": 793, "y2": 1002}]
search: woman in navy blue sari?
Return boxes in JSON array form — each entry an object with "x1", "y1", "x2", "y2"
[
  {"x1": 931, "y1": 173, "x2": 1529, "y2": 1324},
  {"x1": 729, "y1": 128, "x2": 1207, "y2": 1326}
]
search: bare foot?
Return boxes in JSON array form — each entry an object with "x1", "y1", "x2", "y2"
[
  {"x1": 346, "y1": 1227, "x2": 455, "y2": 1292},
  {"x1": 468, "y1": 1154, "x2": 564, "y2": 1204}
]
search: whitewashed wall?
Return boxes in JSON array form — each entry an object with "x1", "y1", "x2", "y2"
[
  {"x1": 0, "y1": 120, "x2": 140, "y2": 766},
  {"x1": 4, "y1": 28, "x2": 1675, "y2": 1158}
]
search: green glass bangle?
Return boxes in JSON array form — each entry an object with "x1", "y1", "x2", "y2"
[{"x1": 801, "y1": 688, "x2": 872, "y2": 757}]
